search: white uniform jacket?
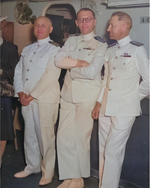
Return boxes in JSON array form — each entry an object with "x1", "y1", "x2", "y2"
[
  {"x1": 98, "y1": 35, "x2": 149, "y2": 116},
  {"x1": 14, "y1": 37, "x2": 60, "y2": 104},
  {"x1": 55, "y1": 31, "x2": 107, "y2": 103}
]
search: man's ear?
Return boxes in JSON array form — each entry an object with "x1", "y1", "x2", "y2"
[
  {"x1": 122, "y1": 23, "x2": 127, "y2": 32},
  {"x1": 75, "y1": 20, "x2": 78, "y2": 27},
  {"x1": 50, "y1": 26, "x2": 53, "y2": 34}
]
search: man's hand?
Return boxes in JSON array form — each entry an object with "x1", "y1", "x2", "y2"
[
  {"x1": 26, "y1": 94, "x2": 34, "y2": 103},
  {"x1": 18, "y1": 92, "x2": 30, "y2": 106},
  {"x1": 92, "y1": 102, "x2": 101, "y2": 120},
  {"x1": 75, "y1": 60, "x2": 89, "y2": 67}
]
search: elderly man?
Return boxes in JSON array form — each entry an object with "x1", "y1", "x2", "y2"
[
  {"x1": 55, "y1": 8, "x2": 107, "y2": 188},
  {"x1": 14, "y1": 16, "x2": 60, "y2": 186},
  {"x1": 92, "y1": 11, "x2": 149, "y2": 188}
]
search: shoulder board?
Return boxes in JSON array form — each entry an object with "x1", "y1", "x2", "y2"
[
  {"x1": 49, "y1": 41, "x2": 60, "y2": 47},
  {"x1": 130, "y1": 41, "x2": 144, "y2": 47},
  {"x1": 94, "y1": 36, "x2": 106, "y2": 43},
  {"x1": 107, "y1": 42, "x2": 117, "y2": 48},
  {"x1": 69, "y1": 33, "x2": 81, "y2": 37}
]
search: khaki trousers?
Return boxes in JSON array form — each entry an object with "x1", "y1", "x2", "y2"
[
  {"x1": 57, "y1": 98, "x2": 96, "y2": 180},
  {"x1": 99, "y1": 112, "x2": 136, "y2": 188},
  {"x1": 22, "y1": 101, "x2": 58, "y2": 180}
]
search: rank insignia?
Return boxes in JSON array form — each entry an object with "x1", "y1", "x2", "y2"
[
  {"x1": 94, "y1": 36, "x2": 107, "y2": 43},
  {"x1": 108, "y1": 42, "x2": 117, "y2": 48},
  {"x1": 120, "y1": 53, "x2": 131, "y2": 57},
  {"x1": 130, "y1": 41, "x2": 144, "y2": 47},
  {"x1": 83, "y1": 47, "x2": 95, "y2": 50}
]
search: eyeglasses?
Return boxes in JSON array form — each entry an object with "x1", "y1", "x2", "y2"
[{"x1": 77, "y1": 17, "x2": 95, "y2": 23}]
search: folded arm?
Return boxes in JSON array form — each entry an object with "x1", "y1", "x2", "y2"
[{"x1": 70, "y1": 43, "x2": 107, "y2": 80}]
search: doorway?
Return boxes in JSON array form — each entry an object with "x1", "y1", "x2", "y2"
[
  {"x1": 45, "y1": 4, "x2": 77, "y2": 47},
  {"x1": 44, "y1": 4, "x2": 78, "y2": 89}
]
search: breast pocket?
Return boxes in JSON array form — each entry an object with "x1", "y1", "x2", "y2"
[
  {"x1": 120, "y1": 57, "x2": 133, "y2": 75},
  {"x1": 82, "y1": 49, "x2": 95, "y2": 62}
]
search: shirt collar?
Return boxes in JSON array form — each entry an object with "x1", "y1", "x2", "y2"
[
  {"x1": 81, "y1": 31, "x2": 95, "y2": 40},
  {"x1": 117, "y1": 35, "x2": 131, "y2": 47},
  {"x1": 37, "y1": 36, "x2": 52, "y2": 45}
]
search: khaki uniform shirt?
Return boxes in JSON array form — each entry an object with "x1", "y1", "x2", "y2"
[{"x1": 55, "y1": 31, "x2": 107, "y2": 103}]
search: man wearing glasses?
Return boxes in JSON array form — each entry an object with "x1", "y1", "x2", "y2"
[{"x1": 55, "y1": 8, "x2": 107, "y2": 188}]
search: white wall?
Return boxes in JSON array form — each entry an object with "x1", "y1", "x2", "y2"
[
  {"x1": 87, "y1": 0, "x2": 149, "y2": 57},
  {"x1": 1, "y1": 0, "x2": 149, "y2": 57}
]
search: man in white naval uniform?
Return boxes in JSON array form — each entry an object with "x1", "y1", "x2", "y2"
[
  {"x1": 92, "y1": 11, "x2": 149, "y2": 188},
  {"x1": 55, "y1": 8, "x2": 107, "y2": 188},
  {"x1": 14, "y1": 16, "x2": 60, "y2": 186}
]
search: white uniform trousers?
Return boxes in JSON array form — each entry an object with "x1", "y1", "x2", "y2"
[
  {"x1": 99, "y1": 112, "x2": 136, "y2": 188},
  {"x1": 57, "y1": 98, "x2": 96, "y2": 180},
  {"x1": 22, "y1": 101, "x2": 58, "y2": 180}
]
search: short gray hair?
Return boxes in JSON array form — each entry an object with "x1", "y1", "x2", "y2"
[{"x1": 111, "y1": 11, "x2": 132, "y2": 30}]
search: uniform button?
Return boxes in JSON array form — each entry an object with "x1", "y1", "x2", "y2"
[
  {"x1": 109, "y1": 89, "x2": 112, "y2": 91},
  {"x1": 113, "y1": 67, "x2": 115, "y2": 70},
  {"x1": 33, "y1": 52, "x2": 36, "y2": 54},
  {"x1": 27, "y1": 69, "x2": 29, "y2": 71},
  {"x1": 26, "y1": 78, "x2": 29, "y2": 81},
  {"x1": 38, "y1": 45, "x2": 40, "y2": 47},
  {"x1": 115, "y1": 56, "x2": 117, "y2": 59},
  {"x1": 30, "y1": 60, "x2": 32, "y2": 62},
  {"x1": 82, "y1": 40, "x2": 84, "y2": 42},
  {"x1": 79, "y1": 49, "x2": 81, "y2": 51},
  {"x1": 123, "y1": 63, "x2": 125, "y2": 65},
  {"x1": 88, "y1": 54, "x2": 90, "y2": 56},
  {"x1": 111, "y1": 77, "x2": 113, "y2": 80}
]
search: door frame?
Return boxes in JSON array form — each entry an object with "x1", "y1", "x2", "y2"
[{"x1": 41, "y1": 0, "x2": 81, "y2": 16}]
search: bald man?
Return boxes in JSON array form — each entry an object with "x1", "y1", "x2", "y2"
[{"x1": 14, "y1": 16, "x2": 60, "y2": 186}]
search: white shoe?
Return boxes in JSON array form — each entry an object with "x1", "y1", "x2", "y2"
[
  {"x1": 14, "y1": 170, "x2": 32, "y2": 178},
  {"x1": 39, "y1": 177, "x2": 52, "y2": 185},
  {"x1": 57, "y1": 179, "x2": 71, "y2": 188},
  {"x1": 68, "y1": 178, "x2": 84, "y2": 188}
]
